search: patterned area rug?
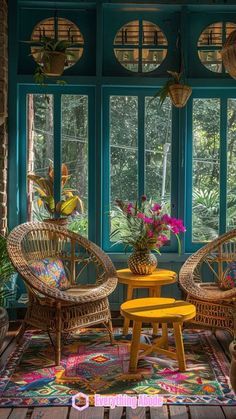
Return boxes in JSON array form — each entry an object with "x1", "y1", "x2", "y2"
[{"x1": 0, "y1": 328, "x2": 235, "y2": 407}]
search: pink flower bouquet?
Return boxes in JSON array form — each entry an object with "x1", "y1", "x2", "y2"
[{"x1": 111, "y1": 196, "x2": 186, "y2": 253}]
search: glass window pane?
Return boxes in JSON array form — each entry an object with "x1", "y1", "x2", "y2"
[
  {"x1": 145, "y1": 97, "x2": 172, "y2": 211},
  {"x1": 61, "y1": 95, "x2": 88, "y2": 237},
  {"x1": 109, "y1": 95, "x2": 138, "y2": 236},
  {"x1": 192, "y1": 98, "x2": 220, "y2": 242},
  {"x1": 27, "y1": 93, "x2": 54, "y2": 221},
  {"x1": 227, "y1": 99, "x2": 236, "y2": 230}
]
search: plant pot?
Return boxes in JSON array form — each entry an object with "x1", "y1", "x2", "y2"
[
  {"x1": 229, "y1": 340, "x2": 236, "y2": 394},
  {"x1": 128, "y1": 250, "x2": 157, "y2": 275},
  {"x1": 0, "y1": 307, "x2": 9, "y2": 350},
  {"x1": 222, "y1": 29, "x2": 236, "y2": 79},
  {"x1": 42, "y1": 51, "x2": 66, "y2": 77},
  {"x1": 168, "y1": 84, "x2": 192, "y2": 108},
  {"x1": 43, "y1": 218, "x2": 68, "y2": 227}
]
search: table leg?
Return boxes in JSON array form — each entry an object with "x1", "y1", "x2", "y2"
[
  {"x1": 173, "y1": 322, "x2": 186, "y2": 372},
  {"x1": 150, "y1": 287, "x2": 161, "y2": 335},
  {"x1": 129, "y1": 320, "x2": 142, "y2": 373},
  {"x1": 162, "y1": 323, "x2": 168, "y2": 349},
  {"x1": 123, "y1": 285, "x2": 134, "y2": 336}
]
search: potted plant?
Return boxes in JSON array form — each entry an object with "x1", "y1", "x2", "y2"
[
  {"x1": 0, "y1": 234, "x2": 16, "y2": 350},
  {"x1": 26, "y1": 36, "x2": 75, "y2": 84},
  {"x1": 110, "y1": 196, "x2": 186, "y2": 275},
  {"x1": 28, "y1": 163, "x2": 84, "y2": 225},
  {"x1": 155, "y1": 71, "x2": 192, "y2": 108}
]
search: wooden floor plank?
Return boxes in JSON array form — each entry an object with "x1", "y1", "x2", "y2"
[
  {"x1": 69, "y1": 407, "x2": 104, "y2": 418},
  {"x1": 31, "y1": 407, "x2": 69, "y2": 419},
  {"x1": 126, "y1": 407, "x2": 146, "y2": 419},
  {"x1": 0, "y1": 409, "x2": 12, "y2": 419},
  {"x1": 189, "y1": 405, "x2": 225, "y2": 419},
  {"x1": 222, "y1": 406, "x2": 236, "y2": 419},
  {"x1": 8, "y1": 408, "x2": 28, "y2": 419},
  {"x1": 108, "y1": 407, "x2": 123, "y2": 419},
  {"x1": 169, "y1": 405, "x2": 188, "y2": 419},
  {"x1": 150, "y1": 405, "x2": 168, "y2": 419}
]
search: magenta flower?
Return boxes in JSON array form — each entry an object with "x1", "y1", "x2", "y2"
[
  {"x1": 152, "y1": 203, "x2": 161, "y2": 212},
  {"x1": 159, "y1": 234, "x2": 168, "y2": 243},
  {"x1": 141, "y1": 195, "x2": 147, "y2": 202},
  {"x1": 147, "y1": 230, "x2": 154, "y2": 238},
  {"x1": 137, "y1": 212, "x2": 145, "y2": 220},
  {"x1": 144, "y1": 216, "x2": 153, "y2": 224},
  {"x1": 127, "y1": 202, "x2": 134, "y2": 214}
]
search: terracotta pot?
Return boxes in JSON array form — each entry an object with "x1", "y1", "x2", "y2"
[
  {"x1": 168, "y1": 84, "x2": 192, "y2": 108},
  {"x1": 42, "y1": 51, "x2": 66, "y2": 77},
  {"x1": 229, "y1": 340, "x2": 236, "y2": 394},
  {"x1": 43, "y1": 218, "x2": 68, "y2": 227},
  {"x1": 0, "y1": 307, "x2": 9, "y2": 350},
  {"x1": 128, "y1": 250, "x2": 157, "y2": 275},
  {"x1": 222, "y1": 29, "x2": 236, "y2": 79}
]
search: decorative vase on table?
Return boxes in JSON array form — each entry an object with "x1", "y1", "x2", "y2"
[
  {"x1": 110, "y1": 196, "x2": 186, "y2": 276},
  {"x1": 128, "y1": 250, "x2": 157, "y2": 275}
]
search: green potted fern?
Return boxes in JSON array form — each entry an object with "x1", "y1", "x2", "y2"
[
  {"x1": 26, "y1": 36, "x2": 75, "y2": 84},
  {"x1": 0, "y1": 234, "x2": 16, "y2": 350}
]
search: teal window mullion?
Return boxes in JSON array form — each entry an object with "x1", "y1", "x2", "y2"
[
  {"x1": 53, "y1": 93, "x2": 62, "y2": 214},
  {"x1": 138, "y1": 94, "x2": 145, "y2": 198},
  {"x1": 219, "y1": 97, "x2": 227, "y2": 234}
]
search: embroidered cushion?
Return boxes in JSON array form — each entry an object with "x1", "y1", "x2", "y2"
[
  {"x1": 220, "y1": 262, "x2": 236, "y2": 290},
  {"x1": 29, "y1": 257, "x2": 70, "y2": 290}
]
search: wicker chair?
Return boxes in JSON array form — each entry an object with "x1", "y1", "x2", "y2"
[
  {"x1": 179, "y1": 230, "x2": 236, "y2": 337},
  {"x1": 7, "y1": 222, "x2": 118, "y2": 365}
]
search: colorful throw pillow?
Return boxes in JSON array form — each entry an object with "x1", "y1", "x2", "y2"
[
  {"x1": 29, "y1": 257, "x2": 70, "y2": 290},
  {"x1": 220, "y1": 262, "x2": 236, "y2": 290}
]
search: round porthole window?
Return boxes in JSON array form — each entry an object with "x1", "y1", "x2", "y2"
[
  {"x1": 113, "y1": 20, "x2": 168, "y2": 73},
  {"x1": 30, "y1": 17, "x2": 84, "y2": 69},
  {"x1": 198, "y1": 22, "x2": 236, "y2": 73}
]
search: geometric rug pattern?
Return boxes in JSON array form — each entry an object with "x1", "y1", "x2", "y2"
[{"x1": 0, "y1": 328, "x2": 235, "y2": 406}]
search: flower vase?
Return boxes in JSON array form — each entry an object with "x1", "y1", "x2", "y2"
[{"x1": 128, "y1": 250, "x2": 157, "y2": 275}]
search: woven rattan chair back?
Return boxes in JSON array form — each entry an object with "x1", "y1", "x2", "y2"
[
  {"x1": 179, "y1": 229, "x2": 236, "y2": 336},
  {"x1": 7, "y1": 222, "x2": 118, "y2": 365}
]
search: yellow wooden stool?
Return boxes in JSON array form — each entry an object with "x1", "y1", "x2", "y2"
[{"x1": 120, "y1": 297, "x2": 196, "y2": 373}]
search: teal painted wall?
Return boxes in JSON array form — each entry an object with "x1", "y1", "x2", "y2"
[{"x1": 8, "y1": 0, "x2": 236, "y2": 309}]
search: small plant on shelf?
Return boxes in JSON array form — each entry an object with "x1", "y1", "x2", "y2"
[{"x1": 28, "y1": 163, "x2": 83, "y2": 225}]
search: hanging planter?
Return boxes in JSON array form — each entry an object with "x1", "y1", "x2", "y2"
[
  {"x1": 222, "y1": 29, "x2": 236, "y2": 79},
  {"x1": 41, "y1": 51, "x2": 67, "y2": 77},
  {"x1": 25, "y1": 37, "x2": 75, "y2": 84},
  {"x1": 154, "y1": 71, "x2": 192, "y2": 109},
  {"x1": 168, "y1": 83, "x2": 192, "y2": 108}
]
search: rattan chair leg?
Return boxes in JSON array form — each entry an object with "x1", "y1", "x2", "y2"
[
  {"x1": 16, "y1": 321, "x2": 27, "y2": 343},
  {"x1": 104, "y1": 319, "x2": 115, "y2": 345},
  {"x1": 55, "y1": 304, "x2": 62, "y2": 366}
]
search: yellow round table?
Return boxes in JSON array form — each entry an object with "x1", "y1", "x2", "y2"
[
  {"x1": 120, "y1": 297, "x2": 196, "y2": 373},
  {"x1": 117, "y1": 268, "x2": 177, "y2": 335}
]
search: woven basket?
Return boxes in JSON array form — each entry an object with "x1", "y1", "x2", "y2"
[
  {"x1": 43, "y1": 217, "x2": 68, "y2": 227},
  {"x1": 168, "y1": 84, "x2": 192, "y2": 108},
  {"x1": 222, "y1": 29, "x2": 236, "y2": 79},
  {"x1": 42, "y1": 51, "x2": 66, "y2": 77}
]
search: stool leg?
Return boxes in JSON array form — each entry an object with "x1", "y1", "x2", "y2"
[
  {"x1": 162, "y1": 323, "x2": 168, "y2": 349},
  {"x1": 129, "y1": 321, "x2": 142, "y2": 373},
  {"x1": 123, "y1": 285, "x2": 133, "y2": 335},
  {"x1": 173, "y1": 322, "x2": 186, "y2": 372},
  {"x1": 150, "y1": 287, "x2": 160, "y2": 335}
]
